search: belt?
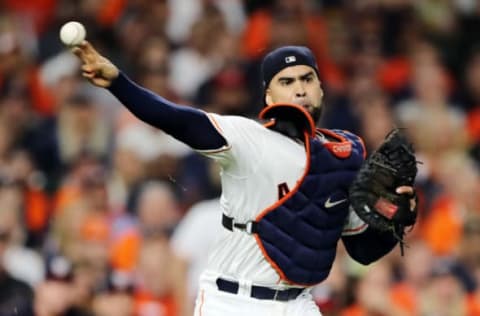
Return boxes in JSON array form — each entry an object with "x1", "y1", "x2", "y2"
[
  {"x1": 222, "y1": 214, "x2": 258, "y2": 234},
  {"x1": 216, "y1": 278, "x2": 303, "y2": 302}
]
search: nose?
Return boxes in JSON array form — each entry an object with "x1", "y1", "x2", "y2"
[{"x1": 294, "y1": 81, "x2": 306, "y2": 98}]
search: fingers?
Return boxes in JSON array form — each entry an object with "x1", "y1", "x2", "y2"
[
  {"x1": 77, "y1": 41, "x2": 100, "y2": 57},
  {"x1": 81, "y1": 64, "x2": 92, "y2": 72},
  {"x1": 410, "y1": 198, "x2": 416, "y2": 212},
  {"x1": 71, "y1": 46, "x2": 85, "y2": 61},
  {"x1": 82, "y1": 71, "x2": 95, "y2": 79},
  {"x1": 395, "y1": 186, "x2": 417, "y2": 211},
  {"x1": 80, "y1": 63, "x2": 99, "y2": 81},
  {"x1": 71, "y1": 40, "x2": 98, "y2": 64},
  {"x1": 395, "y1": 186, "x2": 414, "y2": 195},
  {"x1": 81, "y1": 64, "x2": 106, "y2": 86},
  {"x1": 81, "y1": 73, "x2": 111, "y2": 88},
  {"x1": 70, "y1": 41, "x2": 116, "y2": 88}
]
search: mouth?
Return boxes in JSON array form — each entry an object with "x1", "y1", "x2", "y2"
[
  {"x1": 301, "y1": 103, "x2": 315, "y2": 112},
  {"x1": 293, "y1": 99, "x2": 308, "y2": 106},
  {"x1": 294, "y1": 99, "x2": 315, "y2": 109}
]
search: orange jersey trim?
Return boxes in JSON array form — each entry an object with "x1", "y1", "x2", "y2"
[
  {"x1": 207, "y1": 113, "x2": 224, "y2": 133},
  {"x1": 343, "y1": 223, "x2": 368, "y2": 233}
]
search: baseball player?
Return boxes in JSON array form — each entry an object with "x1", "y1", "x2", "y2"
[{"x1": 72, "y1": 42, "x2": 416, "y2": 315}]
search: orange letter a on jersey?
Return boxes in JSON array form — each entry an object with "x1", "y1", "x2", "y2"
[{"x1": 278, "y1": 182, "x2": 290, "y2": 200}]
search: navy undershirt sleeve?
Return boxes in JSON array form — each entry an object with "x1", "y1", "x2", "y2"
[
  {"x1": 107, "y1": 72, "x2": 227, "y2": 150},
  {"x1": 341, "y1": 226, "x2": 398, "y2": 264}
]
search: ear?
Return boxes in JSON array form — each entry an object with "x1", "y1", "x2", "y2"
[{"x1": 265, "y1": 89, "x2": 273, "y2": 106}]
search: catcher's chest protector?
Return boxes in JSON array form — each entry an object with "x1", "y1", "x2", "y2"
[{"x1": 255, "y1": 129, "x2": 365, "y2": 286}]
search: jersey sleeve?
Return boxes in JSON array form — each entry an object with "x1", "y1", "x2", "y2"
[{"x1": 108, "y1": 72, "x2": 227, "y2": 151}]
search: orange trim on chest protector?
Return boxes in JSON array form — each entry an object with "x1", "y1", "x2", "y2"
[
  {"x1": 259, "y1": 103, "x2": 316, "y2": 137},
  {"x1": 318, "y1": 128, "x2": 353, "y2": 159}
]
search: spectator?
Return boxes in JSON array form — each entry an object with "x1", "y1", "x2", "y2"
[
  {"x1": 170, "y1": 198, "x2": 223, "y2": 310},
  {"x1": 0, "y1": 201, "x2": 34, "y2": 316}
]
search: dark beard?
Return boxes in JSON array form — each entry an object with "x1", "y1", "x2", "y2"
[{"x1": 306, "y1": 105, "x2": 323, "y2": 124}]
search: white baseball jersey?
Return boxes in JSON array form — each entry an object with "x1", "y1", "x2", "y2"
[{"x1": 195, "y1": 114, "x2": 367, "y2": 288}]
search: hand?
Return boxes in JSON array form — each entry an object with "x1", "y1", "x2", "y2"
[
  {"x1": 396, "y1": 186, "x2": 416, "y2": 212},
  {"x1": 71, "y1": 41, "x2": 119, "y2": 88}
]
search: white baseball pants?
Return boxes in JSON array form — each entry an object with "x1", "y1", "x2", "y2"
[{"x1": 193, "y1": 273, "x2": 322, "y2": 316}]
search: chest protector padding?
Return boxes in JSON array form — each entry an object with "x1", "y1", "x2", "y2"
[{"x1": 254, "y1": 129, "x2": 365, "y2": 286}]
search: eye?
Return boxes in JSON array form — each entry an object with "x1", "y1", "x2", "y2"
[
  {"x1": 303, "y1": 76, "x2": 313, "y2": 83},
  {"x1": 279, "y1": 79, "x2": 293, "y2": 86}
]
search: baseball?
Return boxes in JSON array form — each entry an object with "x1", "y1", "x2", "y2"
[{"x1": 59, "y1": 21, "x2": 86, "y2": 46}]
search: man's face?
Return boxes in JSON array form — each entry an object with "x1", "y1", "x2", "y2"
[{"x1": 265, "y1": 65, "x2": 324, "y2": 122}]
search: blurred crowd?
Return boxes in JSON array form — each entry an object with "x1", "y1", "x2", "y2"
[{"x1": 1, "y1": 0, "x2": 480, "y2": 315}]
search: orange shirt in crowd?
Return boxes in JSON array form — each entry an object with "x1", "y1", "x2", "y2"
[
  {"x1": 110, "y1": 229, "x2": 141, "y2": 271},
  {"x1": 377, "y1": 57, "x2": 411, "y2": 93},
  {"x1": 96, "y1": 0, "x2": 127, "y2": 27},
  {"x1": 467, "y1": 108, "x2": 480, "y2": 142},
  {"x1": 420, "y1": 195, "x2": 463, "y2": 256},
  {"x1": 342, "y1": 292, "x2": 480, "y2": 316},
  {"x1": 390, "y1": 283, "x2": 417, "y2": 315},
  {"x1": 4, "y1": 0, "x2": 57, "y2": 34},
  {"x1": 5, "y1": 0, "x2": 126, "y2": 32},
  {"x1": 391, "y1": 284, "x2": 480, "y2": 316},
  {"x1": 24, "y1": 187, "x2": 50, "y2": 233},
  {"x1": 340, "y1": 305, "x2": 364, "y2": 316},
  {"x1": 340, "y1": 283, "x2": 415, "y2": 316},
  {"x1": 53, "y1": 184, "x2": 83, "y2": 215},
  {"x1": 242, "y1": 9, "x2": 327, "y2": 59},
  {"x1": 28, "y1": 67, "x2": 56, "y2": 116},
  {"x1": 241, "y1": 9, "x2": 345, "y2": 91},
  {"x1": 466, "y1": 292, "x2": 480, "y2": 315},
  {"x1": 134, "y1": 290, "x2": 177, "y2": 316},
  {"x1": 80, "y1": 214, "x2": 110, "y2": 242}
]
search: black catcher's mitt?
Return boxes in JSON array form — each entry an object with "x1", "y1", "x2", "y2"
[{"x1": 349, "y1": 129, "x2": 418, "y2": 253}]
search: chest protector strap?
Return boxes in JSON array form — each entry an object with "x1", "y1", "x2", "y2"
[{"x1": 222, "y1": 213, "x2": 258, "y2": 234}]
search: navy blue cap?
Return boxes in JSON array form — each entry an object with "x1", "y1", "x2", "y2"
[{"x1": 261, "y1": 46, "x2": 319, "y2": 88}]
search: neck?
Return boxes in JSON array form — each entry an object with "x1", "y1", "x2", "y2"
[{"x1": 270, "y1": 120, "x2": 304, "y2": 141}]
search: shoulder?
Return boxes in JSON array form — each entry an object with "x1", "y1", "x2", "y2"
[
  {"x1": 206, "y1": 113, "x2": 273, "y2": 144},
  {"x1": 207, "y1": 114, "x2": 266, "y2": 131},
  {"x1": 326, "y1": 129, "x2": 362, "y2": 142}
]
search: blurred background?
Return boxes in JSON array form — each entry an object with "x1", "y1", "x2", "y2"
[{"x1": 1, "y1": 0, "x2": 480, "y2": 315}]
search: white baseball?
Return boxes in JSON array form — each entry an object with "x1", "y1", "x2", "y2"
[{"x1": 59, "y1": 21, "x2": 86, "y2": 46}]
